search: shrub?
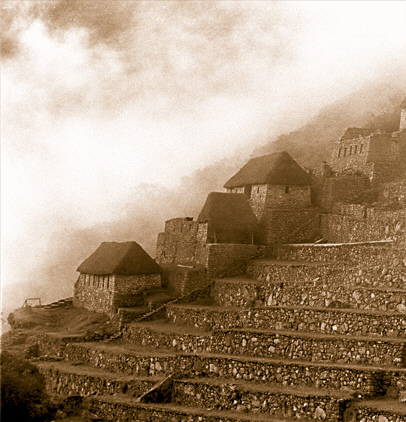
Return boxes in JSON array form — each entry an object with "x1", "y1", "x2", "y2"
[{"x1": 1, "y1": 351, "x2": 52, "y2": 421}]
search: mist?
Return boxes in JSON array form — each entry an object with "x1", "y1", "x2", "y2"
[{"x1": 1, "y1": 1, "x2": 406, "y2": 315}]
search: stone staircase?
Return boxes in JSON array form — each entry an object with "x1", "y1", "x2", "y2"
[{"x1": 36, "y1": 240, "x2": 406, "y2": 421}]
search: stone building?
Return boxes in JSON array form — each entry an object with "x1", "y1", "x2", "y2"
[
  {"x1": 74, "y1": 241, "x2": 162, "y2": 315},
  {"x1": 317, "y1": 97, "x2": 406, "y2": 209},
  {"x1": 330, "y1": 128, "x2": 400, "y2": 182},
  {"x1": 197, "y1": 192, "x2": 257, "y2": 244},
  {"x1": 224, "y1": 151, "x2": 319, "y2": 244}
]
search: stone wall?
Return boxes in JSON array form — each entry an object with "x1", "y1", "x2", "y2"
[
  {"x1": 124, "y1": 325, "x2": 406, "y2": 367},
  {"x1": 166, "y1": 305, "x2": 406, "y2": 338},
  {"x1": 330, "y1": 133, "x2": 399, "y2": 175},
  {"x1": 256, "y1": 208, "x2": 320, "y2": 245},
  {"x1": 274, "y1": 240, "x2": 397, "y2": 263},
  {"x1": 156, "y1": 218, "x2": 208, "y2": 265},
  {"x1": 162, "y1": 265, "x2": 207, "y2": 296},
  {"x1": 380, "y1": 181, "x2": 406, "y2": 206},
  {"x1": 204, "y1": 244, "x2": 270, "y2": 279},
  {"x1": 248, "y1": 250, "x2": 406, "y2": 290},
  {"x1": 213, "y1": 278, "x2": 406, "y2": 312},
  {"x1": 74, "y1": 273, "x2": 161, "y2": 314},
  {"x1": 37, "y1": 336, "x2": 406, "y2": 396},
  {"x1": 265, "y1": 185, "x2": 311, "y2": 209},
  {"x1": 330, "y1": 136, "x2": 370, "y2": 174},
  {"x1": 320, "y1": 175, "x2": 370, "y2": 210},
  {"x1": 172, "y1": 379, "x2": 348, "y2": 422},
  {"x1": 247, "y1": 184, "x2": 267, "y2": 218},
  {"x1": 74, "y1": 274, "x2": 115, "y2": 314},
  {"x1": 321, "y1": 208, "x2": 405, "y2": 243},
  {"x1": 38, "y1": 362, "x2": 156, "y2": 397}
]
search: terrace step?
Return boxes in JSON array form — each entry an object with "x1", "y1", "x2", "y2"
[
  {"x1": 37, "y1": 337, "x2": 406, "y2": 395},
  {"x1": 172, "y1": 377, "x2": 352, "y2": 422},
  {"x1": 88, "y1": 394, "x2": 406, "y2": 422},
  {"x1": 247, "y1": 258, "x2": 406, "y2": 290},
  {"x1": 344, "y1": 398, "x2": 406, "y2": 421},
  {"x1": 212, "y1": 276, "x2": 406, "y2": 311},
  {"x1": 37, "y1": 360, "x2": 161, "y2": 397},
  {"x1": 274, "y1": 241, "x2": 399, "y2": 263},
  {"x1": 166, "y1": 303, "x2": 406, "y2": 338},
  {"x1": 122, "y1": 321, "x2": 406, "y2": 367},
  {"x1": 246, "y1": 259, "x2": 338, "y2": 284},
  {"x1": 88, "y1": 395, "x2": 305, "y2": 422}
]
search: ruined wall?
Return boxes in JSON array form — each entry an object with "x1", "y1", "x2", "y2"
[
  {"x1": 321, "y1": 208, "x2": 405, "y2": 243},
  {"x1": 74, "y1": 273, "x2": 161, "y2": 314},
  {"x1": 156, "y1": 218, "x2": 208, "y2": 265}
]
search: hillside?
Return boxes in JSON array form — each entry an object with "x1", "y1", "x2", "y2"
[{"x1": 252, "y1": 82, "x2": 405, "y2": 168}]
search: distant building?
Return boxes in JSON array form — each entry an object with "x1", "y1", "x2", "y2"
[
  {"x1": 329, "y1": 98, "x2": 406, "y2": 183},
  {"x1": 74, "y1": 241, "x2": 162, "y2": 314}
]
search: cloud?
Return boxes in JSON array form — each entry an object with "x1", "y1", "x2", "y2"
[{"x1": 2, "y1": 1, "x2": 406, "y2": 318}]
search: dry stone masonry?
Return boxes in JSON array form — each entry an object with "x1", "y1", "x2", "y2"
[{"x1": 20, "y1": 97, "x2": 406, "y2": 421}]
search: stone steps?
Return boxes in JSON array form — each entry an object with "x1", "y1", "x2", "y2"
[
  {"x1": 172, "y1": 377, "x2": 352, "y2": 422},
  {"x1": 212, "y1": 276, "x2": 406, "y2": 311},
  {"x1": 37, "y1": 360, "x2": 161, "y2": 397},
  {"x1": 38, "y1": 338, "x2": 406, "y2": 396},
  {"x1": 166, "y1": 303, "x2": 406, "y2": 338}
]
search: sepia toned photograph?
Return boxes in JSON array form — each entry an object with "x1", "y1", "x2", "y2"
[{"x1": 1, "y1": 1, "x2": 406, "y2": 421}]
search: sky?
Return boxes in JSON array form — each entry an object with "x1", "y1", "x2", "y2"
[{"x1": 1, "y1": 1, "x2": 406, "y2": 315}]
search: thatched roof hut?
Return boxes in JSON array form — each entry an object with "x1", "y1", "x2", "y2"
[
  {"x1": 77, "y1": 241, "x2": 162, "y2": 275},
  {"x1": 198, "y1": 192, "x2": 257, "y2": 243},
  {"x1": 223, "y1": 151, "x2": 310, "y2": 189}
]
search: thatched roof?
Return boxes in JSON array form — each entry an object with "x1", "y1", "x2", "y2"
[
  {"x1": 198, "y1": 192, "x2": 257, "y2": 232},
  {"x1": 223, "y1": 152, "x2": 310, "y2": 189},
  {"x1": 77, "y1": 241, "x2": 162, "y2": 275}
]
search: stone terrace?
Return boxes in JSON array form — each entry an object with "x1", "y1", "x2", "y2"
[{"x1": 36, "y1": 240, "x2": 406, "y2": 421}]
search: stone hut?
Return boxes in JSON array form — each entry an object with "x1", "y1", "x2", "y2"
[
  {"x1": 74, "y1": 241, "x2": 162, "y2": 315},
  {"x1": 224, "y1": 152, "x2": 318, "y2": 245},
  {"x1": 224, "y1": 151, "x2": 312, "y2": 216},
  {"x1": 197, "y1": 192, "x2": 257, "y2": 244}
]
